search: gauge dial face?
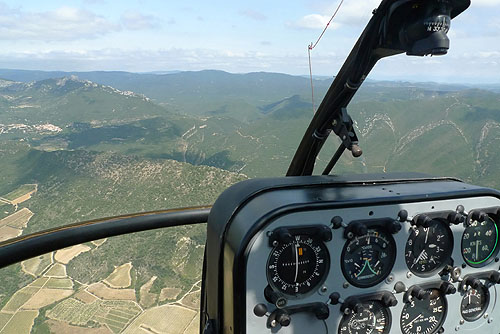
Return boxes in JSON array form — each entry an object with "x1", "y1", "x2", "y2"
[
  {"x1": 405, "y1": 220, "x2": 453, "y2": 276},
  {"x1": 341, "y1": 230, "x2": 396, "y2": 288},
  {"x1": 461, "y1": 284, "x2": 489, "y2": 322},
  {"x1": 266, "y1": 234, "x2": 329, "y2": 296},
  {"x1": 461, "y1": 216, "x2": 499, "y2": 267},
  {"x1": 338, "y1": 301, "x2": 391, "y2": 334},
  {"x1": 400, "y1": 288, "x2": 447, "y2": 334}
]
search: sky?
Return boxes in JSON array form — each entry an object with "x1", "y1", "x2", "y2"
[{"x1": 0, "y1": 0, "x2": 499, "y2": 83}]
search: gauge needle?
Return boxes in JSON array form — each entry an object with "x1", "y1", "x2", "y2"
[
  {"x1": 294, "y1": 243, "x2": 299, "y2": 283},
  {"x1": 476, "y1": 242, "x2": 479, "y2": 260},
  {"x1": 424, "y1": 228, "x2": 429, "y2": 244},
  {"x1": 412, "y1": 249, "x2": 427, "y2": 267},
  {"x1": 405, "y1": 314, "x2": 423, "y2": 327}
]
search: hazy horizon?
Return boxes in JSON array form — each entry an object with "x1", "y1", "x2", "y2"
[
  {"x1": 0, "y1": 67, "x2": 499, "y2": 86},
  {"x1": 0, "y1": 0, "x2": 499, "y2": 84}
]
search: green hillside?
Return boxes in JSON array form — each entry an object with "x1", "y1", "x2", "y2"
[
  {"x1": 0, "y1": 77, "x2": 169, "y2": 127},
  {"x1": 0, "y1": 148, "x2": 245, "y2": 333},
  {"x1": 0, "y1": 72, "x2": 500, "y2": 333}
]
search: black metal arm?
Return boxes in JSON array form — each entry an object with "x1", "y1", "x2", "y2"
[
  {"x1": 287, "y1": 0, "x2": 470, "y2": 176},
  {"x1": 0, "y1": 206, "x2": 211, "y2": 269}
]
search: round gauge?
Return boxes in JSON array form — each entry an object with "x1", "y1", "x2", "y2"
[
  {"x1": 341, "y1": 230, "x2": 396, "y2": 288},
  {"x1": 405, "y1": 219, "x2": 453, "y2": 276},
  {"x1": 338, "y1": 301, "x2": 391, "y2": 334},
  {"x1": 461, "y1": 216, "x2": 499, "y2": 267},
  {"x1": 400, "y1": 288, "x2": 447, "y2": 334},
  {"x1": 460, "y1": 284, "x2": 489, "y2": 322},
  {"x1": 266, "y1": 234, "x2": 330, "y2": 296}
]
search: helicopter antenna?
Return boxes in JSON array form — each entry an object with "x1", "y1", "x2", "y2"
[{"x1": 307, "y1": 0, "x2": 345, "y2": 114}]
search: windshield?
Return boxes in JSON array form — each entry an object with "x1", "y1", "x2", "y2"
[{"x1": 0, "y1": 1, "x2": 499, "y2": 333}]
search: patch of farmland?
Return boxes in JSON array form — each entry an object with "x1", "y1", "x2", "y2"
[
  {"x1": 74, "y1": 290, "x2": 98, "y2": 304},
  {"x1": 45, "y1": 277, "x2": 73, "y2": 289},
  {"x1": 0, "y1": 226, "x2": 21, "y2": 242},
  {"x1": 0, "y1": 310, "x2": 38, "y2": 333},
  {"x1": 1, "y1": 287, "x2": 39, "y2": 313},
  {"x1": 183, "y1": 312, "x2": 200, "y2": 334},
  {"x1": 22, "y1": 253, "x2": 53, "y2": 276},
  {"x1": 91, "y1": 238, "x2": 108, "y2": 247},
  {"x1": 0, "y1": 204, "x2": 14, "y2": 221},
  {"x1": 123, "y1": 304, "x2": 196, "y2": 334},
  {"x1": 29, "y1": 277, "x2": 49, "y2": 288},
  {"x1": 46, "y1": 319, "x2": 113, "y2": 334},
  {"x1": 44, "y1": 263, "x2": 67, "y2": 277},
  {"x1": 103, "y1": 262, "x2": 132, "y2": 288},
  {"x1": 139, "y1": 276, "x2": 158, "y2": 308},
  {"x1": 22, "y1": 288, "x2": 73, "y2": 309},
  {"x1": 0, "y1": 313, "x2": 12, "y2": 330},
  {"x1": 0, "y1": 208, "x2": 33, "y2": 229},
  {"x1": 47, "y1": 298, "x2": 141, "y2": 333},
  {"x1": 3, "y1": 184, "x2": 37, "y2": 203},
  {"x1": 98, "y1": 301, "x2": 142, "y2": 333},
  {"x1": 159, "y1": 288, "x2": 182, "y2": 302},
  {"x1": 54, "y1": 244, "x2": 91, "y2": 264},
  {"x1": 179, "y1": 290, "x2": 200, "y2": 310},
  {"x1": 88, "y1": 283, "x2": 136, "y2": 301},
  {"x1": 47, "y1": 298, "x2": 98, "y2": 326}
]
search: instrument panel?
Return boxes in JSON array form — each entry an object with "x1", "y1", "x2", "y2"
[
  {"x1": 247, "y1": 199, "x2": 500, "y2": 333},
  {"x1": 202, "y1": 174, "x2": 500, "y2": 334}
]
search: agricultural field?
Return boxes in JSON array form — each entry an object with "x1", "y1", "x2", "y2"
[
  {"x1": 0, "y1": 208, "x2": 34, "y2": 242},
  {"x1": 139, "y1": 276, "x2": 158, "y2": 308},
  {"x1": 44, "y1": 263, "x2": 67, "y2": 277},
  {"x1": 47, "y1": 299, "x2": 142, "y2": 333},
  {"x1": 104, "y1": 263, "x2": 132, "y2": 288},
  {"x1": 22, "y1": 288, "x2": 73, "y2": 309},
  {"x1": 21, "y1": 253, "x2": 53, "y2": 277},
  {"x1": 54, "y1": 244, "x2": 91, "y2": 264},
  {"x1": 88, "y1": 283, "x2": 136, "y2": 301},
  {"x1": 47, "y1": 319, "x2": 113, "y2": 334},
  {"x1": 0, "y1": 310, "x2": 38, "y2": 333},
  {"x1": 0, "y1": 226, "x2": 21, "y2": 242},
  {"x1": 0, "y1": 208, "x2": 33, "y2": 229},
  {"x1": 159, "y1": 288, "x2": 182, "y2": 302},
  {"x1": 92, "y1": 238, "x2": 108, "y2": 247},
  {"x1": 123, "y1": 304, "x2": 196, "y2": 334},
  {"x1": 1, "y1": 286, "x2": 39, "y2": 313},
  {"x1": 45, "y1": 277, "x2": 74, "y2": 289},
  {"x1": 2, "y1": 184, "x2": 37, "y2": 204}
]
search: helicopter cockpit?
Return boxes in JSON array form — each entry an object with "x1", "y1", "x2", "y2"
[{"x1": 3, "y1": 0, "x2": 499, "y2": 333}]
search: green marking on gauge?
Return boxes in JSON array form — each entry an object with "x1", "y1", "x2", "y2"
[{"x1": 467, "y1": 221, "x2": 498, "y2": 265}]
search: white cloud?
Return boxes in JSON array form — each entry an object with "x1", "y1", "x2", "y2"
[
  {"x1": 288, "y1": 14, "x2": 341, "y2": 30},
  {"x1": 0, "y1": 47, "x2": 498, "y2": 83},
  {"x1": 289, "y1": 0, "x2": 378, "y2": 30},
  {"x1": 121, "y1": 11, "x2": 161, "y2": 30},
  {"x1": 332, "y1": 0, "x2": 380, "y2": 25},
  {"x1": 0, "y1": 3, "x2": 120, "y2": 41}
]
